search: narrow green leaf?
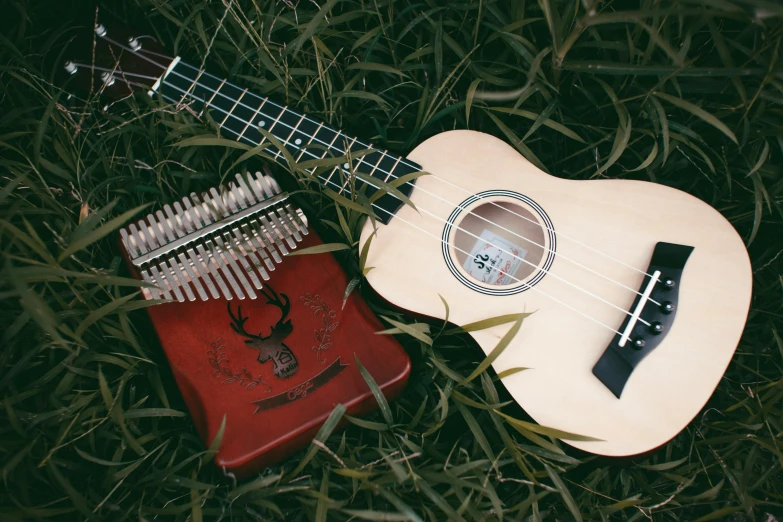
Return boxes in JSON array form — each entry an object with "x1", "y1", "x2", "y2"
[
  {"x1": 496, "y1": 411, "x2": 603, "y2": 441},
  {"x1": 355, "y1": 355, "x2": 394, "y2": 426},
  {"x1": 330, "y1": 90, "x2": 389, "y2": 107},
  {"x1": 460, "y1": 314, "x2": 527, "y2": 385},
  {"x1": 746, "y1": 140, "x2": 769, "y2": 177},
  {"x1": 466, "y1": 78, "x2": 482, "y2": 127},
  {"x1": 359, "y1": 231, "x2": 376, "y2": 275},
  {"x1": 496, "y1": 367, "x2": 529, "y2": 379},
  {"x1": 377, "y1": 316, "x2": 433, "y2": 345},
  {"x1": 47, "y1": 460, "x2": 91, "y2": 517},
  {"x1": 75, "y1": 292, "x2": 140, "y2": 337},
  {"x1": 595, "y1": 120, "x2": 632, "y2": 176},
  {"x1": 346, "y1": 62, "x2": 407, "y2": 77},
  {"x1": 454, "y1": 400, "x2": 496, "y2": 466},
  {"x1": 203, "y1": 416, "x2": 226, "y2": 465},
  {"x1": 639, "y1": 456, "x2": 688, "y2": 471},
  {"x1": 59, "y1": 204, "x2": 151, "y2": 261},
  {"x1": 288, "y1": 0, "x2": 340, "y2": 55},
  {"x1": 342, "y1": 277, "x2": 361, "y2": 310},
  {"x1": 173, "y1": 135, "x2": 251, "y2": 149},
  {"x1": 628, "y1": 141, "x2": 658, "y2": 172},
  {"x1": 445, "y1": 313, "x2": 529, "y2": 334},
  {"x1": 545, "y1": 464, "x2": 583, "y2": 522},
  {"x1": 289, "y1": 403, "x2": 346, "y2": 477},
  {"x1": 286, "y1": 243, "x2": 351, "y2": 256},
  {"x1": 654, "y1": 91, "x2": 738, "y2": 144}
]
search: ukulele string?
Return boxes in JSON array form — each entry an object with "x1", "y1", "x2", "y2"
[
  {"x1": 157, "y1": 84, "x2": 656, "y2": 327},
  {"x1": 314, "y1": 173, "x2": 625, "y2": 337},
  {"x1": 153, "y1": 83, "x2": 653, "y2": 324},
  {"x1": 93, "y1": 39, "x2": 658, "y2": 327},
  {"x1": 69, "y1": 63, "x2": 161, "y2": 80},
  {"x1": 172, "y1": 60, "x2": 660, "y2": 282},
  {"x1": 168, "y1": 61, "x2": 661, "y2": 302},
  {"x1": 97, "y1": 38, "x2": 660, "y2": 304},
  {"x1": 99, "y1": 35, "x2": 659, "y2": 286}
]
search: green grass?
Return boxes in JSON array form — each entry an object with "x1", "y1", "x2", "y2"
[{"x1": 2, "y1": 0, "x2": 783, "y2": 520}]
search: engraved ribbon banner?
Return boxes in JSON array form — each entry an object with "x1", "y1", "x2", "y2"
[{"x1": 252, "y1": 357, "x2": 348, "y2": 413}]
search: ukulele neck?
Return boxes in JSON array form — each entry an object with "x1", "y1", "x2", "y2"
[{"x1": 156, "y1": 59, "x2": 419, "y2": 224}]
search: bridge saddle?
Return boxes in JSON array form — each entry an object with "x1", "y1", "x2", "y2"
[{"x1": 592, "y1": 242, "x2": 694, "y2": 398}]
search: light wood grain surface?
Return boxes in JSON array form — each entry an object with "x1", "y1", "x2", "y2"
[{"x1": 360, "y1": 130, "x2": 752, "y2": 456}]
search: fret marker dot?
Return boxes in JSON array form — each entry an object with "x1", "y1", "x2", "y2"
[
  {"x1": 294, "y1": 138, "x2": 302, "y2": 145},
  {"x1": 258, "y1": 121, "x2": 265, "y2": 128},
  {"x1": 343, "y1": 162, "x2": 350, "y2": 169}
]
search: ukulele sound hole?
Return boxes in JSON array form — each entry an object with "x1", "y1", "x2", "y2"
[{"x1": 442, "y1": 191, "x2": 556, "y2": 295}]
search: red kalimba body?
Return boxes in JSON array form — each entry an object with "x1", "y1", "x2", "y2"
[{"x1": 120, "y1": 170, "x2": 410, "y2": 476}]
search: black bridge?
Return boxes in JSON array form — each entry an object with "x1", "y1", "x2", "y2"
[{"x1": 592, "y1": 242, "x2": 694, "y2": 398}]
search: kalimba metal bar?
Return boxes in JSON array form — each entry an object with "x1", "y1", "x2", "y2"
[{"x1": 120, "y1": 171, "x2": 308, "y2": 302}]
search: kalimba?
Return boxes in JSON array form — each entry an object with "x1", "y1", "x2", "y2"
[{"x1": 119, "y1": 169, "x2": 410, "y2": 476}]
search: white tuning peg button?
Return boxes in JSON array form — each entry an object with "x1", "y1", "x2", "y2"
[
  {"x1": 100, "y1": 71, "x2": 115, "y2": 87},
  {"x1": 128, "y1": 37, "x2": 142, "y2": 51},
  {"x1": 64, "y1": 61, "x2": 77, "y2": 74},
  {"x1": 95, "y1": 24, "x2": 107, "y2": 37}
]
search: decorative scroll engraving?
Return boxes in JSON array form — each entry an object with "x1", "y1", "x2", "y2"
[
  {"x1": 252, "y1": 357, "x2": 348, "y2": 412},
  {"x1": 207, "y1": 338, "x2": 272, "y2": 392},
  {"x1": 300, "y1": 292, "x2": 339, "y2": 364}
]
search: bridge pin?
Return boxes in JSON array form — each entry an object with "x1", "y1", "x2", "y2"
[
  {"x1": 661, "y1": 301, "x2": 674, "y2": 314},
  {"x1": 662, "y1": 277, "x2": 676, "y2": 289},
  {"x1": 632, "y1": 337, "x2": 646, "y2": 349}
]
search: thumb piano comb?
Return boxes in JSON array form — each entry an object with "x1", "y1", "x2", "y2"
[{"x1": 119, "y1": 170, "x2": 410, "y2": 476}]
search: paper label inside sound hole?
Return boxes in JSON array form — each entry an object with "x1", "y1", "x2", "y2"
[{"x1": 462, "y1": 229, "x2": 528, "y2": 286}]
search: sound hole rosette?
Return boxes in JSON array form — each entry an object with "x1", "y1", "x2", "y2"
[{"x1": 441, "y1": 190, "x2": 556, "y2": 296}]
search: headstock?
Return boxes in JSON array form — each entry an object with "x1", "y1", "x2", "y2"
[{"x1": 63, "y1": 23, "x2": 175, "y2": 99}]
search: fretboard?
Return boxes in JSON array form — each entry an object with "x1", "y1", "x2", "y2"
[{"x1": 156, "y1": 59, "x2": 419, "y2": 224}]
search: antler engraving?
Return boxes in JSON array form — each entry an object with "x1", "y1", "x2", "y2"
[{"x1": 227, "y1": 286, "x2": 298, "y2": 379}]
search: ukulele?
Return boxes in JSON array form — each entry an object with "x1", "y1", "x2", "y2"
[{"x1": 65, "y1": 23, "x2": 752, "y2": 457}]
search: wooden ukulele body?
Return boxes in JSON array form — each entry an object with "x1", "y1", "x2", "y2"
[{"x1": 361, "y1": 130, "x2": 752, "y2": 456}]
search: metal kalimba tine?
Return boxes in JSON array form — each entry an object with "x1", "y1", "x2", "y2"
[
  {"x1": 119, "y1": 171, "x2": 410, "y2": 476},
  {"x1": 120, "y1": 171, "x2": 307, "y2": 302}
]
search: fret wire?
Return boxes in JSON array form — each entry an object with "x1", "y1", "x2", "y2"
[
  {"x1": 265, "y1": 106, "x2": 286, "y2": 134},
  {"x1": 352, "y1": 144, "x2": 373, "y2": 172},
  {"x1": 161, "y1": 88, "x2": 407, "y2": 229},
  {"x1": 366, "y1": 151, "x2": 385, "y2": 178},
  {"x1": 173, "y1": 61, "x2": 425, "y2": 174},
  {"x1": 165, "y1": 66, "x2": 401, "y2": 180},
  {"x1": 384, "y1": 155, "x2": 403, "y2": 182},
  {"x1": 296, "y1": 121, "x2": 323, "y2": 162},
  {"x1": 179, "y1": 69, "x2": 205, "y2": 106},
  {"x1": 201, "y1": 78, "x2": 226, "y2": 116},
  {"x1": 322, "y1": 167, "x2": 342, "y2": 192},
  {"x1": 322, "y1": 130, "x2": 342, "y2": 158},
  {"x1": 275, "y1": 114, "x2": 306, "y2": 160},
  {"x1": 220, "y1": 88, "x2": 248, "y2": 127},
  {"x1": 238, "y1": 98, "x2": 267, "y2": 142},
  {"x1": 165, "y1": 87, "x2": 576, "y2": 307},
  {"x1": 160, "y1": 75, "x2": 416, "y2": 201},
  {"x1": 162, "y1": 80, "x2": 367, "y2": 184},
  {"x1": 318, "y1": 131, "x2": 344, "y2": 186}
]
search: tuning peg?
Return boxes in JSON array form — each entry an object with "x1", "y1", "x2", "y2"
[
  {"x1": 64, "y1": 61, "x2": 77, "y2": 74},
  {"x1": 100, "y1": 71, "x2": 115, "y2": 87},
  {"x1": 128, "y1": 37, "x2": 142, "y2": 52},
  {"x1": 95, "y1": 23, "x2": 107, "y2": 37}
]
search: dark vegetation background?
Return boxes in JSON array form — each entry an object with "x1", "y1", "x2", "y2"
[{"x1": 1, "y1": 0, "x2": 782, "y2": 520}]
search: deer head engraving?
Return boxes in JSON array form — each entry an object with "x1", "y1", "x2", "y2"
[{"x1": 227, "y1": 286, "x2": 298, "y2": 379}]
